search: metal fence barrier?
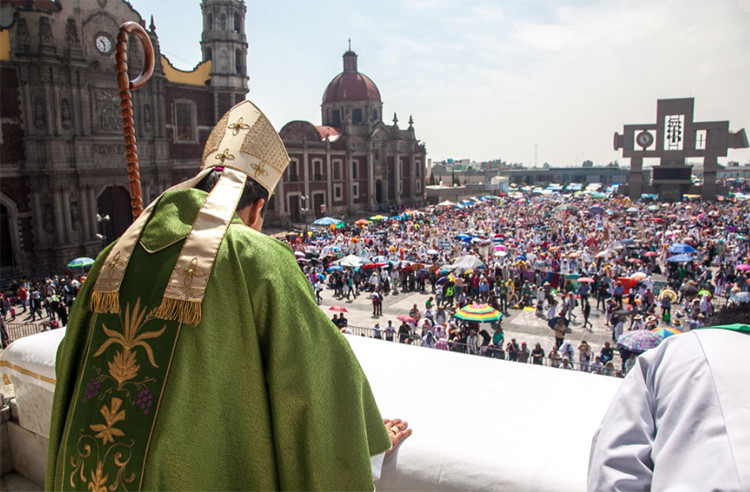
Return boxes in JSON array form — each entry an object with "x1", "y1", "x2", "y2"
[
  {"x1": 342, "y1": 324, "x2": 623, "y2": 377},
  {"x1": 3, "y1": 323, "x2": 43, "y2": 343}
]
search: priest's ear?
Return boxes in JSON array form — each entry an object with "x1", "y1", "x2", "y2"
[{"x1": 238, "y1": 199, "x2": 265, "y2": 232}]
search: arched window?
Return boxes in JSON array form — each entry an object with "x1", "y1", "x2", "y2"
[
  {"x1": 234, "y1": 13, "x2": 241, "y2": 33},
  {"x1": 235, "y1": 49, "x2": 243, "y2": 74}
]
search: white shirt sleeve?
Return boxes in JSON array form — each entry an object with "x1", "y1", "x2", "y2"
[{"x1": 370, "y1": 452, "x2": 385, "y2": 481}]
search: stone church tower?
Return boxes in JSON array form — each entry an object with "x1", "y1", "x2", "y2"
[{"x1": 200, "y1": 0, "x2": 248, "y2": 94}]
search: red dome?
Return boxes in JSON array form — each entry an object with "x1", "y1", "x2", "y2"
[{"x1": 322, "y1": 72, "x2": 381, "y2": 104}]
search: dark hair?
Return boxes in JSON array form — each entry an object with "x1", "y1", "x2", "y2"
[
  {"x1": 704, "y1": 303, "x2": 750, "y2": 326},
  {"x1": 195, "y1": 168, "x2": 269, "y2": 216}
]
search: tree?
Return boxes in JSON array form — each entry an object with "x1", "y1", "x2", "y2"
[
  {"x1": 543, "y1": 162, "x2": 550, "y2": 168},
  {"x1": 582, "y1": 160, "x2": 594, "y2": 168}
]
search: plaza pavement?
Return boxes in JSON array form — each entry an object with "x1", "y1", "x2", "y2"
[{"x1": 317, "y1": 285, "x2": 617, "y2": 361}]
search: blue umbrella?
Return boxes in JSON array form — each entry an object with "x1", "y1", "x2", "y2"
[
  {"x1": 456, "y1": 234, "x2": 472, "y2": 241},
  {"x1": 67, "y1": 257, "x2": 95, "y2": 268},
  {"x1": 666, "y1": 254, "x2": 693, "y2": 263},
  {"x1": 668, "y1": 243, "x2": 696, "y2": 254},
  {"x1": 326, "y1": 265, "x2": 343, "y2": 272},
  {"x1": 313, "y1": 217, "x2": 342, "y2": 226}
]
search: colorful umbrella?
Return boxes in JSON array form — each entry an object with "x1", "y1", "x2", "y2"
[
  {"x1": 668, "y1": 243, "x2": 697, "y2": 254},
  {"x1": 617, "y1": 330, "x2": 664, "y2": 354},
  {"x1": 355, "y1": 219, "x2": 370, "y2": 226},
  {"x1": 454, "y1": 303, "x2": 502, "y2": 323},
  {"x1": 578, "y1": 277, "x2": 594, "y2": 283},
  {"x1": 651, "y1": 327, "x2": 681, "y2": 339},
  {"x1": 697, "y1": 289, "x2": 712, "y2": 297},
  {"x1": 67, "y1": 257, "x2": 95, "y2": 269},
  {"x1": 328, "y1": 305, "x2": 348, "y2": 312}
]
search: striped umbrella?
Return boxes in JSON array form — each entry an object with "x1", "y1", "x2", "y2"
[
  {"x1": 651, "y1": 327, "x2": 681, "y2": 339},
  {"x1": 454, "y1": 303, "x2": 502, "y2": 323}
]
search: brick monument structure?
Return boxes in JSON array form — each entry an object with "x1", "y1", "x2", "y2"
[{"x1": 614, "y1": 98, "x2": 748, "y2": 200}]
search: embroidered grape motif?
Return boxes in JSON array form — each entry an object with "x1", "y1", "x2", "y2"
[
  {"x1": 82, "y1": 378, "x2": 100, "y2": 403},
  {"x1": 136, "y1": 387, "x2": 154, "y2": 415}
]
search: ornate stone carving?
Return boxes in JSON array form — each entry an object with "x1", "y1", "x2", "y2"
[
  {"x1": 39, "y1": 17, "x2": 53, "y2": 43},
  {"x1": 61, "y1": 99, "x2": 72, "y2": 129},
  {"x1": 65, "y1": 18, "x2": 79, "y2": 45},
  {"x1": 16, "y1": 18, "x2": 29, "y2": 45},
  {"x1": 92, "y1": 88, "x2": 120, "y2": 133},
  {"x1": 33, "y1": 98, "x2": 46, "y2": 129}
]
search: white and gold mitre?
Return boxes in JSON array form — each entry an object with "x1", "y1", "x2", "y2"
[
  {"x1": 91, "y1": 100, "x2": 289, "y2": 325},
  {"x1": 201, "y1": 100, "x2": 290, "y2": 195}
]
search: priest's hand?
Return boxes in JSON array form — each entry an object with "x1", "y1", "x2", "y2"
[{"x1": 384, "y1": 418, "x2": 412, "y2": 454}]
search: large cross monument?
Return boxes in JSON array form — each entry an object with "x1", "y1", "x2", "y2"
[{"x1": 614, "y1": 98, "x2": 748, "y2": 200}]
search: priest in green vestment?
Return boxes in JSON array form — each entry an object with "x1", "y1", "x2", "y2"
[{"x1": 46, "y1": 100, "x2": 404, "y2": 491}]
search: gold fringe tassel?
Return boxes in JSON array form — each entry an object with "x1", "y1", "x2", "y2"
[
  {"x1": 90, "y1": 291, "x2": 120, "y2": 314},
  {"x1": 154, "y1": 297, "x2": 202, "y2": 325}
]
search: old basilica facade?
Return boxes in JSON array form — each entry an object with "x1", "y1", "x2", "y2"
[{"x1": 0, "y1": 0, "x2": 426, "y2": 279}]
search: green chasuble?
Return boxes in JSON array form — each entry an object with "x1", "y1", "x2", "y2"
[{"x1": 46, "y1": 189, "x2": 392, "y2": 491}]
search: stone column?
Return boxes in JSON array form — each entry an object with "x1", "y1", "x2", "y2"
[
  {"x1": 367, "y1": 150, "x2": 375, "y2": 210},
  {"x1": 629, "y1": 157, "x2": 643, "y2": 200},
  {"x1": 31, "y1": 189, "x2": 44, "y2": 245},
  {"x1": 61, "y1": 186, "x2": 73, "y2": 243},
  {"x1": 325, "y1": 148, "x2": 332, "y2": 212},
  {"x1": 88, "y1": 186, "x2": 98, "y2": 240},
  {"x1": 346, "y1": 150, "x2": 353, "y2": 210},
  {"x1": 394, "y1": 152, "x2": 402, "y2": 205},
  {"x1": 79, "y1": 186, "x2": 91, "y2": 241},
  {"x1": 410, "y1": 153, "x2": 416, "y2": 203},
  {"x1": 702, "y1": 155, "x2": 718, "y2": 200},
  {"x1": 303, "y1": 143, "x2": 310, "y2": 206},
  {"x1": 276, "y1": 170, "x2": 285, "y2": 215},
  {"x1": 52, "y1": 187, "x2": 65, "y2": 244}
]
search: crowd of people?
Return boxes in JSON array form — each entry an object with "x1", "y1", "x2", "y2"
[{"x1": 293, "y1": 189, "x2": 749, "y2": 376}]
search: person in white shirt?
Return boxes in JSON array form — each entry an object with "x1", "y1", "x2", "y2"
[{"x1": 588, "y1": 305, "x2": 750, "y2": 491}]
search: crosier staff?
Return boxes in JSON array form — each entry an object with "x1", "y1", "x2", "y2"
[{"x1": 115, "y1": 21, "x2": 154, "y2": 220}]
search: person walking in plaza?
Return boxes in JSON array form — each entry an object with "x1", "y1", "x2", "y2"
[{"x1": 582, "y1": 298, "x2": 593, "y2": 331}]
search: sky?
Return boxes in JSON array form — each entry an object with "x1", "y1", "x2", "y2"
[{"x1": 128, "y1": 0, "x2": 750, "y2": 167}]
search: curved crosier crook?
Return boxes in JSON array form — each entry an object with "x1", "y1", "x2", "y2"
[{"x1": 115, "y1": 21, "x2": 155, "y2": 220}]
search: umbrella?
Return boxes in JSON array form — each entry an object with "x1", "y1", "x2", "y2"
[
  {"x1": 329, "y1": 305, "x2": 348, "y2": 312},
  {"x1": 369, "y1": 215, "x2": 387, "y2": 221},
  {"x1": 397, "y1": 315, "x2": 416, "y2": 323},
  {"x1": 736, "y1": 264, "x2": 750, "y2": 271},
  {"x1": 555, "y1": 204, "x2": 577, "y2": 212},
  {"x1": 355, "y1": 219, "x2": 371, "y2": 226},
  {"x1": 294, "y1": 251, "x2": 306, "y2": 257},
  {"x1": 578, "y1": 277, "x2": 594, "y2": 283},
  {"x1": 590, "y1": 206, "x2": 604, "y2": 215},
  {"x1": 666, "y1": 254, "x2": 693, "y2": 263},
  {"x1": 659, "y1": 289, "x2": 678, "y2": 302},
  {"x1": 697, "y1": 289, "x2": 711, "y2": 297},
  {"x1": 626, "y1": 207, "x2": 640, "y2": 213},
  {"x1": 617, "y1": 330, "x2": 663, "y2": 354},
  {"x1": 680, "y1": 284, "x2": 699, "y2": 297},
  {"x1": 652, "y1": 327, "x2": 681, "y2": 339},
  {"x1": 313, "y1": 216, "x2": 343, "y2": 226},
  {"x1": 644, "y1": 251, "x2": 659, "y2": 257},
  {"x1": 67, "y1": 257, "x2": 95, "y2": 269},
  {"x1": 668, "y1": 243, "x2": 697, "y2": 254},
  {"x1": 627, "y1": 258, "x2": 643, "y2": 264},
  {"x1": 729, "y1": 292, "x2": 750, "y2": 304},
  {"x1": 454, "y1": 303, "x2": 502, "y2": 323},
  {"x1": 426, "y1": 249, "x2": 439, "y2": 255},
  {"x1": 326, "y1": 265, "x2": 343, "y2": 272},
  {"x1": 630, "y1": 272, "x2": 647, "y2": 281}
]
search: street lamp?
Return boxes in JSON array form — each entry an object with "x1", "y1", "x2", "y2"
[
  {"x1": 96, "y1": 213, "x2": 111, "y2": 246},
  {"x1": 300, "y1": 195, "x2": 309, "y2": 237}
]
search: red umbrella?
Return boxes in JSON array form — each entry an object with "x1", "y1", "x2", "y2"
[
  {"x1": 397, "y1": 315, "x2": 416, "y2": 323},
  {"x1": 329, "y1": 306, "x2": 348, "y2": 312},
  {"x1": 644, "y1": 251, "x2": 659, "y2": 257}
]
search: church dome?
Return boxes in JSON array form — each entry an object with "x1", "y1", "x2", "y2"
[{"x1": 322, "y1": 50, "x2": 381, "y2": 104}]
